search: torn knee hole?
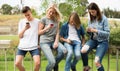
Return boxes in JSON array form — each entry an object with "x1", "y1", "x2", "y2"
[
  {"x1": 94, "y1": 56, "x2": 101, "y2": 66},
  {"x1": 81, "y1": 45, "x2": 90, "y2": 53}
]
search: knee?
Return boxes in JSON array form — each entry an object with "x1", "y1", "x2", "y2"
[
  {"x1": 34, "y1": 61, "x2": 40, "y2": 67},
  {"x1": 15, "y1": 62, "x2": 21, "y2": 67},
  {"x1": 49, "y1": 60, "x2": 56, "y2": 67},
  {"x1": 81, "y1": 45, "x2": 90, "y2": 53},
  {"x1": 68, "y1": 51, "x2": 73, "y2": 55},
  {"x1": 94, "y1": 56, "x2": 101, "y2": 67}
]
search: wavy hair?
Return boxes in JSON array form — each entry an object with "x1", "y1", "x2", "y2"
[{"x1": 46, "y1": 5, "x2": 62, "y2": 22}]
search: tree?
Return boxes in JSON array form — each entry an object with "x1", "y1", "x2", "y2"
[
  {"x1": 65, "y1": 0, "x2": 89, "y2": 16},
  {"x1": 40, "y1": 0, "x2": 49, "y2": 14},
  {"x1": 59, "y1": 3, "x2": 72, "y2": 18},
  {"x1": 103, "y1": 8, "x2": 120, "y2": 18},
  {"x1": 11, "y1": 5, "x2": 20, "y2": 14},
  {"x1": 31, "y1": 8, "x2": 39, "y2": 18},
  {"x1": 1, "y1": 4, "x2": 13, "y2": 15},
  {"x1": 58, "y1": 0, "x2": 88, "y2": 22}
]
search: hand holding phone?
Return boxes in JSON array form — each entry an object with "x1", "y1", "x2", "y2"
[
  {"x1": 50, "y1": 24, "x2": 54, "y2": 26},
  {"x1": 25, "y1": 22, "x2": 30, "y2": 30}
]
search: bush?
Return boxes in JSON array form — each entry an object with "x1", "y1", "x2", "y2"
[{"x1": 109, "y1": 28, "x2": 120, "y2": 46}]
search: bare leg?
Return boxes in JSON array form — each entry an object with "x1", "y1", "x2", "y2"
[
  {"x1": 15, "y1": 55, "x2": 25, "y2": 71},
  {"x1": 33, "y1": 55, "x2": 40, "y2": 71}
]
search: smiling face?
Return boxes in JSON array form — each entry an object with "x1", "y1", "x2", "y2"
[{"x1": 47, "y1": 8, "x2": 56, "y2": 19}]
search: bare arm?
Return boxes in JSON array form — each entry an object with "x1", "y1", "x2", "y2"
[
  {"x1": 53, "y1": 23, "x2": 59, "y2": 49},
  {"x1": 38, "y1": 22, "x2": 51, "y2": 35},
  {"x1": 18, "y1": 24, "x2": 30, "y2": 38}
]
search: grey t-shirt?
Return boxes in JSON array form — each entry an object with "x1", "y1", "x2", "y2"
[{"x1": 40, "y1": 17, "x2": 58, "y2": 43}]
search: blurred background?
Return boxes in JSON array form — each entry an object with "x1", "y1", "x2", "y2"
[{"x1": 0, "y1": 0, "x2": 120, "y2": 71}]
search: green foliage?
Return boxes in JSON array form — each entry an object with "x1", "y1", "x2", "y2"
[
  {"x1": 12, "y1": 5, "x2": 21, "y2": 14},
  {"x1": 31, "y1": 8, "x2": 40, "y2": 18},
  {"x1": 103, "y1": 8, "x2": 120, "y2": 18},
  {"x1": 40, "y1": 0, "x2": 49, "y2": 14},
  {"x1": 61, "y1": 0, "x2": 88, "y2": 16},
  {"x1": 109, "y1": 28, "x2": 120, "y2": 46},
  {"x1": 72, "y1": 0, "x2": 88, "y2": 16},
  {"x1": 1, "y1": 4, "x2": 13, "y2": 15},
  {"x1": 59, "y1": 3, "x2": 72, "y2": 17},
  {"x1": 0, "y1": 56, "x2": 119, "y2": 71}
]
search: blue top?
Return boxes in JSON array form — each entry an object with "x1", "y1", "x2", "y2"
[
  {"x1": 60, "y1": 22, "x2": 85, "y2": 43},
  {"x1": 88, "y1": 15, "x2": 110, "y2": 42}
]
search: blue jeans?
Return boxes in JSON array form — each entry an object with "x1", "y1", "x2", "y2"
[
  {"x1": 40, "y1": 42, "x2": 66, "y2": 71},
  {"x1": 82, "y1": 39, "x2": 109, "y2": 70},
  {"x1": 16, "y1": 48, "x2": 40, "y2": 57},
  {"x1": 64, "y1": 40, "x2": 81, "y2": 71}
]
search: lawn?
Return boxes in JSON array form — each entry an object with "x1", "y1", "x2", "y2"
[
  {"x1": 0, "y1": 55, "x2": 119, "y2": 71},
  {"x1": 0, "y1": 35, "x2": 18, "y2": 40}
]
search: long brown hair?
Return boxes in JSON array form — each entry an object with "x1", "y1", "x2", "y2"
[
  {"x1": 87, "y1": 2, "x2": 102, "y2": 22},
  {"x1": 68, "y1": 12, "x2": 81, "y2": 29}
]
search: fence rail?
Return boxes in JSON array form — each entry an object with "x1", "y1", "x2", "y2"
[{"x1": 0, "y1": 46, "x2": 120, "y2": 71}]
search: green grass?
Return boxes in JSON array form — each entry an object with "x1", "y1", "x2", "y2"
[
  {"x1": 0, "y1": 35, "x2": 18, "y2": 40},
  {"x1": 0, "y1": 56, "x2": 119, "y2": 71}
]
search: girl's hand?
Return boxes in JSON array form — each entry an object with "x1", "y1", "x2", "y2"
[
  {"x1": 53, "y1": 42, "x2": 58, "y2": 49},
  {"x1": 86, "y1": 27, "x2": 98, "y2": 33},
  {"x1": 66, "y1": 39, "x2": 72, "y2": 44}
]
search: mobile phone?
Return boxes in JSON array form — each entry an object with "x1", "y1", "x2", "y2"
[
  {"x1": 26, "y1": 22, "x2": 29, "y2": 24},
  {"x1": 50, "y1": 24, "x2": 54, "y2": 27}
]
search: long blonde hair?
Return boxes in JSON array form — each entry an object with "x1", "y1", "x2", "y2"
[{"x1": 46, "y1": 5, "x2": 61, "y2": 22}]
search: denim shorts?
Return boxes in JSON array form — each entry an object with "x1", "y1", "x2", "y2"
[{"x1": 16, "y1": 48, "x2": 40, "y2": 57}]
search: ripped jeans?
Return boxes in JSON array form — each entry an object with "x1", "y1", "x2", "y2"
[{"x1": 81, "y1": 39, "x2": 108, "y2": 69}]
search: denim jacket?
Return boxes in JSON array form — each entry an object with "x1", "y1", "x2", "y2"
[
  {"x1": 60, "y1": 22, "x2": 85, "y2": 43},
  {"x1": 88, "y1": 15, "x2": 110, "y2": 42}
]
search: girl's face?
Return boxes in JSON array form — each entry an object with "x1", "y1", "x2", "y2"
[
  {"x1": 89, "y1": 9, "x2": 97, "y2": 17},
  {"x1": 69, "y1": 16, "x2": 75, "y2": 26},
  {"x1": 47, "y1": 8, "x2": 56, "y2": 19}
]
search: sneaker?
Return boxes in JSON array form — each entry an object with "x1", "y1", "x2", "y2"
[
  {"x1": 83, "y1": 66, "x2": 91, "y2": 71},
  {"x1": 53, "y1": 65, "x2": 58, "y2": 71},
  {"x1": 71, "y1": 66, "x2": 76, "y2": 71}
]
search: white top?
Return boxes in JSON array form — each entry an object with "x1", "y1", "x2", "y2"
[
  {"x1": 18, "y1": 18, "x2": 39, "y2": 51},
  {"x1": 67, "y1": 24, "x2": 80, "y2": 42}
]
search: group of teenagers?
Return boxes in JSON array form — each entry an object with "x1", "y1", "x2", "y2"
[{"x1": 15, "y1": 2, "x2": 110, "y2": 71}]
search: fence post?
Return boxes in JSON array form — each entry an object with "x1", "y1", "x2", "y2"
[
  {"x1": 107, "y1": 48, "x2": 110, "y2": 71},
  {"x1": 116, "y1": 48, "x2": 119, "y2": 71},
  {"x1": 14, "y1": 48, "x2": 16, "y2": 71},
  {"x1": 4, "y1": 48, "x2": 7, "y2": 71}
]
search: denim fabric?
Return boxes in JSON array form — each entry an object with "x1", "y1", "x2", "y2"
[
  {"x1": 98, "y1": 65, "x2": 104, "y2": 71},
  {"x1": 40, "y1": 42, "x2": 66, "y2": 71},
  {"x1": 82, "y1": 39, "x2": 108, "y2": 70},
  {"x1": 60, "y1": 22, "x2": 85, "y2": 40},
  {"x1": 64, "y1": 40, "x2": 81, "y2": 71},
  {"x1": 88, "y1": 15, "x2": 110, "y2": 42},
  {"x1": 16, "y1": 48, "x2": 40, "y2": 57}
]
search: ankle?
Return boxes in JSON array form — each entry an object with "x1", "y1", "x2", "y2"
[{"x1": 83, "y1": 66, "x2": 91, "y2": 71}]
